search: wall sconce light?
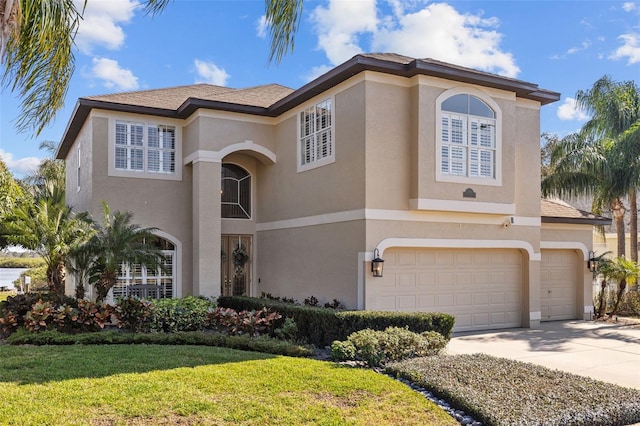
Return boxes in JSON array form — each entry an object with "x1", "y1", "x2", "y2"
[
  {"x1": 587, "y1": 250, "x2": 597, "y2": 273},
  {"x1": 372, "y1": 248, "x2": 384, "y2": 277}
]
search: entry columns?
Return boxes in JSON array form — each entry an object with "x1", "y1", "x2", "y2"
[{"x1": 192, "y1": 159, "x2": 221, "y2": 298}]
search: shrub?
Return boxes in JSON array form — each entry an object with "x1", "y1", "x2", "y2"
[
  {"x1": 75, "y1": 300, "x2": 114, "y2": 331},
  {"x1": 149, "y1": 296, "x2": 215, "y2": 332},
  {"x1": 336, "y1": 311, "x2": 455, "y2": 339},
  {"x1": 332, "y1": 327, "x2": 448, "y2": 367},
  {"x1": 5, "y1": 329, "x2": 314, "y2": 358},
  {"x1": 273, "y1": 317, "x2": 299, "y2": 341},
  {"x1": 218, "y1": 296, "x2": 340, "y2": 345},
  {"x1": 207, "y1": 307, "x2": 282, "y2": 337},
  {"x1": 330, "y1": 339, "x2": 357, "y2": 361},
  {"x1": 0, "y1": 293, "x2": 78, "y2": 336},
  {"x1": 218, "y1": 296, "x2": 455, "y2": 346},
  {"x1": 113, "y1": 297, "x2": 154, "y2": 332},
  {"x1": 23, "y1": 299, "x2": 55, "y2": 332},
  {"x1": 617, "y1": 290, "x2": 640, "y2": 316},
  {"x1": 304, "y1": 296, "x2": 319, "y2": 307}
]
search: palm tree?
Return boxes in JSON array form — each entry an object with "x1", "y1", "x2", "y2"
[
  {"x1": 542, "y1": 133, "x2": 630, "y2": 257},
  {"x1": 2, "y1": 194, "x2": 92, "y2": 294},
  {"x1": 593, "y1": 253, "x2": 613, "y2": 318},
  {"x1": 1, "y1": 0, "x2": 303, "y2": 136},
  {"x1": 576, "y1": 76, "x2": 640, "y2": 261},
  {"x1": 606, "y1": 256, "x2": 640, "y2": 316},
  {"x1": 87, "y1": 203, "x2": 165, "y2": 303}
]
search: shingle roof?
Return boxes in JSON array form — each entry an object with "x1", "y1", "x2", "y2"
[
  {"x1": 541, "y1": 199, "x2": 611, "y2": 225},
  {"x1": 86, "y1": 83, "x2": 294, "y2": 110},
  {"x1": 57, "y1": 52, "x2": 561, "y2": 159}
]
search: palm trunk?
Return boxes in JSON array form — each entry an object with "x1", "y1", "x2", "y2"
[
  {"x1": 597, "y1": 278, "x2": 608, "y2": 318},
  {"x1": 612, "y1": 198, "x2": 627, "y2": 258},
  {"x1": 631, "y1": 188, "x2": 638, "y2": 262},
  {"x1": 611, "y1": 278, "x2": 627, "y2": 316},
  {"x1": 95, "y1": 271, "x2": 117, "y2": 303}
]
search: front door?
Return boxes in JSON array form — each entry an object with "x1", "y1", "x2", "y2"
[{"x1": 221, "y1": 235, "x2": 252, "y2": 296}]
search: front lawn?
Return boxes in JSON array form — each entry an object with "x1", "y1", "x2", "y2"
[{"x1": 0, "y1": 345, "x2": 456, "y2": 425}]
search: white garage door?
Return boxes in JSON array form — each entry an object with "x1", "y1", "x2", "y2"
[
  {"x1": 541, "y1": 250, "x2": 577, "y2": 321},
  {"x1": 367, "y1": 248, "x2": 522, "y2": 332}
]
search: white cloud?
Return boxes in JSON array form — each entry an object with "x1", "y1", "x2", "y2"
[
  {"x1": 194, "y1": 59, "x2": 230, "y2": 86},
  {"x1": 91, "y1": 57, "x2": 139, "y2": 91},
  {"x1": 623, "y1": 2, "x2": 637, "y2": 12},
  {"x1": 257, "y1": 15, "x2": 268, "y2": 38},
  {"x1": 308, "y1": 1, "x2": 519, "y2": 78},
  {"x1": 610, "y1": 33, "x2": 640, "y2": 64},
  {"x1": 75, "y1": 0, "x2": 139, "y2": 54},
  {"x1": 567, "y1": 40, "x2": 591, "y2": 55},
  {"x1": 311, "y1": 0, "x2": 378, "y2": 65},
  {"x1": 557, "y1": 97, "x2": 589, "y2": 121},
  {"x1": 0, "y1": 150, "x2": 42, "y2": 177}
]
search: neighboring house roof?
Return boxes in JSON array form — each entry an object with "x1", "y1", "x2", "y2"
[
  {"x1": 541, "y1": 199, "x2": 611, "y2": 225},
  {"x1": 56, "y1": 53, "x2": 560, "y2": 159}
]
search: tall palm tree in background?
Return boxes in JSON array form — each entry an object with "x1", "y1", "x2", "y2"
[
  {"x1": 542, "y1": 76, "x2": 640, "y2": 260},
  {"x1": 542, "y1": 133, "x2": 630, "y2": 257},
  {"x1": 1, "y1": 0, "x2": 303, "y2": 136},
  {"x1": 575, "y1": 76, "x2": 640, "y2": 261}
]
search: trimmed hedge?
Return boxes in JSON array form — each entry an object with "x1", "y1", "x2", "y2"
[
  {"x1": 217, "y1": 296, "x2": 455, "y2": 346},
  {"x1": 6, "y1": 329, "x2": 314, "y2": 357}
]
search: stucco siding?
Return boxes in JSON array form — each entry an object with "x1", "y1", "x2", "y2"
[{"x1": 257, "y1": 220, "x2": 365, "y2": 308}]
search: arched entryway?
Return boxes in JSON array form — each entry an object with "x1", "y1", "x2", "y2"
[{"x1": 220, "y1": 162, "x2": 254, "y2": 296}]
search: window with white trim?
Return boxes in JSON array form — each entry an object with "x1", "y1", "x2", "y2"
[
  {"x1": 113, "y1": 238, "x2": 175, "y2": 299},
  {"x1": 76, "y1": 147, "x2": 81, "y2": 192},
  {"x1": 115, "y1": 121, "x2": 176, "y2": 174},
  {"x1": 440, "y1": 94, "x2": 497, "y2": 180},
  {"x1": 298, "y1": 98, "x2": 333, "y2": 170}
]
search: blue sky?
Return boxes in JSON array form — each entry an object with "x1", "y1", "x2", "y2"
[{"x1": 1, "y1": 0, "x2": 639, "y2": 177}]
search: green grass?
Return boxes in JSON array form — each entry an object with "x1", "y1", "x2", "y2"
[
  {"x1": 0, "y1": 291, "x2": 11, "y2": 302},
  {"x1": 0, "y1": 345, "x2": 456, "y2": 425}
]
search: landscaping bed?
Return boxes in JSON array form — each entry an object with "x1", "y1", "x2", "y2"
[{"x1": 386, "y1": 353, "x2": 640, "y2": 426}]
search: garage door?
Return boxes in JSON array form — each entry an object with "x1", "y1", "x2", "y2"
[
  {"x1": 367, "y1": 248, "x2": 522, "y2": 331},
  {"x1": 541, "y1": 250, "x2": 577, "y2": 321}
]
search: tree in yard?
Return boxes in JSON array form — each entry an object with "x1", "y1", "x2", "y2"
[
  {"x1": 606, "y1": 256, "x2": 640, "y2": 317},
  {"x1": 592, "y1": 253, "x2": 613, "y2": 318},
  {"x1": 2, "y1": 194, "x2": 92, "y2": 294},
  {"x1": 575, "y1": 76, "x2": 640, "y2": 262},
  {"x1": 86, "y1": 203, "x2": 165, "y2": 303},
  {"x1": 0, "y1": 157, "x2": 23, "y2": 249},
  {"x1": 541, "y1": 132, "x2": 630, "y2": 257},
  {"x1": 1, "y1": 0, "x2": 303, "y2": 136}
]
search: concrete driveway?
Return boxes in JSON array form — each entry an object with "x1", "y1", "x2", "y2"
[{"x1": 446, "y1": 320, "x2": 640, "y2": 389}]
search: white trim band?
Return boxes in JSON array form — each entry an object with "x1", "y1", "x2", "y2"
[{"x1": 409, "y1": 198, "x2": 515, "y2": 215}]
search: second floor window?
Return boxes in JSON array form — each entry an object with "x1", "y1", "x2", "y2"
[
  {"x1": 115, "y1": 121, "x2": 176, "y2": 174},
  {"x1": 298, "y1": 98, "x2": 333, "y2": 171},
  {"x1": 440, "y1": 94, "x2": 497, "y2": 180}
]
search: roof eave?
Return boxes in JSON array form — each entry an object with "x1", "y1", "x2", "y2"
[{"x1": 542, "y1": 216, "x2": 612, "y2": 226}]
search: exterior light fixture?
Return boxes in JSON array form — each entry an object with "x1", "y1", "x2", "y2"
[
  {"x1": 372, "y1": 248, "x2": 384, "y2": 277},
  {"x1": 587, "y1": 250, "x2": 597, "y2": 273}
]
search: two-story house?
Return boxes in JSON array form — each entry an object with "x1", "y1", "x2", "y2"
[{"x1": 57, "y1": 53, "x2": 608, "y2": 331}]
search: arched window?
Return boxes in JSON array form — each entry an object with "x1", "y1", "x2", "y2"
[
  {"x1": 438, "y1": 92, "x2": 500, "y2": 183},
  {"x1": 114, "y1": 236, "x2": 176, "y2": 299},
  {"x1": 221, "y1": 164, "x2": 251, "y2": 219}
]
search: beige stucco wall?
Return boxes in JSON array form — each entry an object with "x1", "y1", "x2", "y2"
[{"x1": 257, "y1": 220, "x2": 365, "y2": 308}]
